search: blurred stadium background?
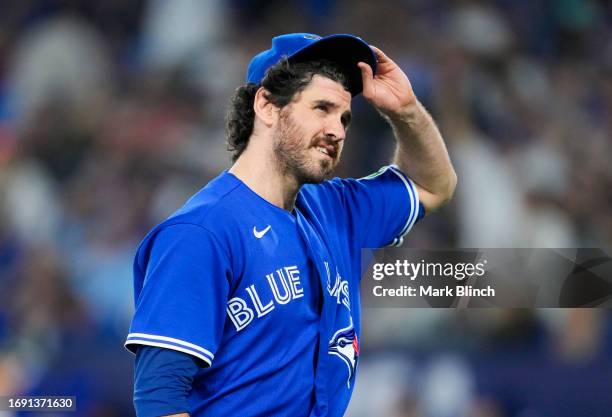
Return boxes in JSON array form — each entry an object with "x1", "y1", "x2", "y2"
[{"x1": 1, "y1": 0, "x2": 611, "y2": 416}]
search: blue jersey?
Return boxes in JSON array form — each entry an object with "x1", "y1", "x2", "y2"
[{"x1": 125, "y1": 165, "x2": 421, "y2": 417}]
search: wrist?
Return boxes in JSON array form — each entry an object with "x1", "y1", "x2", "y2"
[
  {"x1": 384, "y1": 100, "x2": 426, "y2": 130},
  {"x1": 385, "y1": 99, "x2": 421, "y2": 120}
]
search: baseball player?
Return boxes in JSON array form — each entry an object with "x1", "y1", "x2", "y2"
[{"x1": 125, "y1": 33, "x2": 456, "y2": 417}]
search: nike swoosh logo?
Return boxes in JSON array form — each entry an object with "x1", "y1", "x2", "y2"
[{"x1": 253, "y1": 225, "x2": 271, "y2": 239}]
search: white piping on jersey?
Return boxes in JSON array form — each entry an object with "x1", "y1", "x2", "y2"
[
  {"x1": 387, "y1": 165, "x2": 419, "y2": 247},
  {"x1": 125, "y1": 340, "x2": 212, "y2": 366},
  {"x1": 125, "y1": 332, "x2": 214, "y2": 365}
]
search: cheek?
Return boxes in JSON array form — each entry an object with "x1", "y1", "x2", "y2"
[
  {"x1": 300, "y1": 113, "x2": 325, "y2": 139},
  {"x1": 281, "y1": 110, "x2": 322, "y2": 147}
]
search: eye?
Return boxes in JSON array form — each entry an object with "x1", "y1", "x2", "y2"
[{"x1": 315, "y1": 104, "x2": 328, "y2": 112}]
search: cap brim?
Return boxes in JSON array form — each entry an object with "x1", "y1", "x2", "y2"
[{"x1": 288, "y1": 34, "x2": 377, "y2": 97}]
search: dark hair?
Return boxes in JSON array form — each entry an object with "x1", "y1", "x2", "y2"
[{"x1": 226, "y1": 58, "x2": 349, "y2": 162}]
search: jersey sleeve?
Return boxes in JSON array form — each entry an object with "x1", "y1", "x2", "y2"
[
  {"x1": 327, "y1": 164, "x2": 422, "y2": 248},
  {"x1": 125, "y1": 223, "x2": 231, "y2": 367}
]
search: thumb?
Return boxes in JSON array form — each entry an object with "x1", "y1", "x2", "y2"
[{"x1": 357, "y1": 62, "x2": 375, "y2": 100}]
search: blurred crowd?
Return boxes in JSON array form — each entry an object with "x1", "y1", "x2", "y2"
[{"x1": 0, "y1": 1, "x2": 611, "y2": 416}]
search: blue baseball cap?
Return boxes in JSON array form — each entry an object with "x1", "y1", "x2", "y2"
[{"x1": 246, "y1": 33, "x2": 377, "y2": 97}]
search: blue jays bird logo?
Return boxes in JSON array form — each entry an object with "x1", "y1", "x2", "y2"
[{"x1": 328, "y1": 322, "x2": 360, "y2": 387}]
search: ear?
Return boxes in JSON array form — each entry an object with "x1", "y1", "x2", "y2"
[{"x1": 253, "y1": 87, "x2": 278, "y2": 128}]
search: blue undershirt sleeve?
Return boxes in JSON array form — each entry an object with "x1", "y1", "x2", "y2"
[{"x1": 134, "y1": 346, "x2": 200, "y2": 417}]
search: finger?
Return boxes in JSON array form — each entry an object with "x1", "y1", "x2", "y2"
[
  {"x1": 357, "y1": 62, "x2": 375, "y2": 100},
  {"x1": 369, "y1": 45, "x2": 390, "y2": 63}
]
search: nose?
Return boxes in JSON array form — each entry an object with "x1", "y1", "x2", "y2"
[{"x1": 324, "y1": 118, "x2": 346, "y2": 142}]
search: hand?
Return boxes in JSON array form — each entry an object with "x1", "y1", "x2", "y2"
[{"x1": 358, "y1": 46, "x2": 417, "y2": 117}]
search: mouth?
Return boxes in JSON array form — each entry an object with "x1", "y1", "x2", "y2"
[{"x1": 314, "y1": 143, "x2": 337, "y2": 160}]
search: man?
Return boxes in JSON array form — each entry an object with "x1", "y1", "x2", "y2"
[{"x1": 125, "y1": 33, "x2": 456, "y2": 417}]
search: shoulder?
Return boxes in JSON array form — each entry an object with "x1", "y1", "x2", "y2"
[
  {"x1": 300, "y1": 166, "x2": 416, "y2": 201},
  {"x1": 297, "y1": 167, "x2": 395, "y2": 209},
  {"x1": 300, "y1": 176, "x2": 348, "y2": 204},
  {"x1": 160, "y1": 170, "x2": 267, "y2": 235}
]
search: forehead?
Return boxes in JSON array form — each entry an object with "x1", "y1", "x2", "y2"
[{"x1": 295, "y1": 75, "x2": 352, "y2": 110}]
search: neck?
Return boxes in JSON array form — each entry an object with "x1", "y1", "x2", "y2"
[{"x1": 229, "y1": 145, "x2": 300, "y2": 212}]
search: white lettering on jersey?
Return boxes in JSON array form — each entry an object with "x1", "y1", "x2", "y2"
[
  {"x1": 227, "y1": 297, "x2": 254, "y2": 331},
  {"x1": 286, "y1": 266, "x2": 304, "y2": 299},
  {"x1": 228, "y1": 265, "x2": 304, "y2": 331},
  {"x1": 246, "y1": 284, "x2": 274, "y2": 318},
  {"x1": 325, "y1": 261, "x2": 350, "y2": 310},
  {"x1": 267, "y1": 269, "x2": 292, "y2": 304},
  {"x1": 322, "y1": 260, "x2": 358, "y2": 387}
]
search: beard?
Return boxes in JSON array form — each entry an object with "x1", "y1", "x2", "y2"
[{"x1": 272, "y1": 109, "x2": 339, "y2": 185}]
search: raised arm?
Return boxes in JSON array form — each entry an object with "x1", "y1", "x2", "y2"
[{"x1": 358, "y1": 46, "x2": 457, "y2": 213}]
